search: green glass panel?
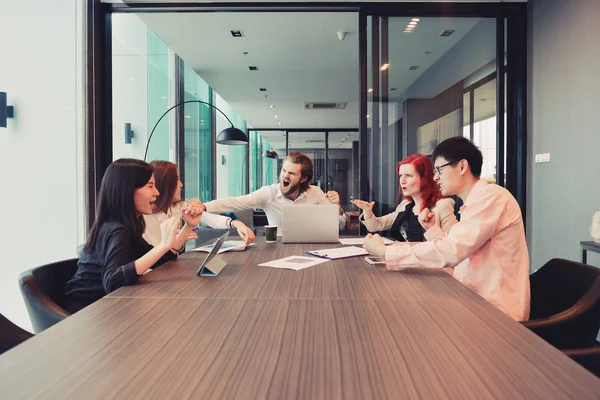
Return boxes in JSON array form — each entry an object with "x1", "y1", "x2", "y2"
[
  {"x1": 146, "y1": 31, "x2": 171, "y2": 162},
  {"x1": 183, "y1": 64, "x2": 212, "y2": 202}
]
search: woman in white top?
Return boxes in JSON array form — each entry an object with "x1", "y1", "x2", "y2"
[
  {"x1": 143, "y1": 161, "x2": 255, "y2": 249},
  {"x1": 352, "y1": 154, "x2": 457, "y2": 243}
]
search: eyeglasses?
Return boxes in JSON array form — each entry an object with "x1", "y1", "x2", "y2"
[{"x1": 434, "y1": 161, "x2": 454, "y2": 175}]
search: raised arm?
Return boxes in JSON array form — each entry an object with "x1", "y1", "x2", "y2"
[
  {"x1": 433, "y1": 198, "x2": 458, "y2": 233},
  {"x1": 203, "y1": 186, "x2": 270, "y2": 213},
  {"x1": 102, "y1": 218, "x2": 178, "y2": 293},
  {"x1": 385, "y1": 189, "x2": 507, "y2": 270},
  {"x1": 354, "y1": 200, "x2": 406, "y2": 233}
]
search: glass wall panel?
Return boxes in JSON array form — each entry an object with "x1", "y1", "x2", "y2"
[
  {"x1": 146, "y1": 31, "x2": 174, "y2": 162},
  {"x1": 111, "y1": 14, "x2": 177, "y2": 162},
  {"x1": 215, "y1": 93, "x2": 247, "y2": 198},
  {"x1": 182, "y1": 64, "x2": 212, "y2": 201},
  {"x1": 367, "y1": 16, "x2": 502, "y2": 214},
  {"x1": 328, "y1": 131, "x2": 357, "y2": 211}
]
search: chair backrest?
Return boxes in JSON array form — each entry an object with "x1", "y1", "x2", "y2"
[
  {"x1": 253, "y1": 209, "x2": 268, "y2": 227},
  {"x1": 564, "y1": 347, "x2": 600, "y2": 378},
  {"x1": 529, "y1": 258, "x2": 600, "y2": 319},
  {"x1": 18, "y1": 258, "x2": 79, "y2": 334},
  {"x1": 0, "y1": 313, "x2": 34, "y2": 355}
]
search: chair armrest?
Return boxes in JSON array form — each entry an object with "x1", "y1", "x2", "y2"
[{"x1": 18, "y1": 275, "x2": 71, "y2": 334}]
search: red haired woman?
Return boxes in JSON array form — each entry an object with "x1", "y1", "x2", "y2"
[{"x1": 352, "y1": 154, "x2": 457, "y2": 242}]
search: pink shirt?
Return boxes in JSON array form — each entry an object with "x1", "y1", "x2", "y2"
[{"x1": 385, "y1": 179, "x2": 530, "y2": 321}]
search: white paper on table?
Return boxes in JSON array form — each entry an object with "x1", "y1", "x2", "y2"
[
  {"x1": 338, "y1": 237, "x2": 395, "y2": 245},
  {"x1": 306, "y1": 246, "x2": 368, "y2": 259},
  {"x1": 258, "y1": 256, "x2": 330, "y2": 271}
]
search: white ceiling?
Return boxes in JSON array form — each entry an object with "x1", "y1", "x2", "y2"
[
  {"x1": 137, "y1": 11, "x2": 496, "y2": 149},
  {"x1": 140, "y1": 12, "x2": 360, "y2": 134}
]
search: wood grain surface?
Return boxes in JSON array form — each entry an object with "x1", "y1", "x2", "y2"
[{"x1": 1, "y1": 238, "x2": 599, "y2": 399}]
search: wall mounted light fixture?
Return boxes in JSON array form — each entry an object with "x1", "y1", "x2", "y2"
[
  {"x1": 124, "y1": 122, "x2": 135, "y2": 144},
  {"x1": 0, "y1": 92, "x2": 15, "y2": 128}
]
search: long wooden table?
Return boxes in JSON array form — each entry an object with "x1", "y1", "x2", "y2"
[{"x1": 1, "y1": 238, "x2": 599, "y2": 399}]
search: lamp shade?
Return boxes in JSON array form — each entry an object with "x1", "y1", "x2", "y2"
[
  {"x1": 216, "y1": 127, "x2": 248, "y2": 145},
  {"x1": 265, "y1": 149, "x2": 278, "y2": 159}
]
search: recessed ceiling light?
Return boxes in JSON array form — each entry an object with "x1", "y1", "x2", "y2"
[
  {"x1": 404, "y1": 30, "x2": 413, "y2": 33},
  {"x1": 274, "y1": 115, "x2": 279, "y2": 118},
  {"x1": 277, "y1": 122, "x2": 282, "y2": 125},
  {"x1": 411, "y1": 18, "x2": 421, "y2": 22},
  {"x1": 162, "y1": 96, "x2": 167, "y2": 99},
  {"x1": 366, "y1": 114, "x2": 370, "y2": 118},
  {"x1": 380, "y1": 63, "x2": 390, "y2": 71},
  {"x1": 405, "y1": 26, "x2": 415, "y2": 30},
  {"x1": 368, "y1": 88, "x2": 374, "y2": 93},
  {"x1": 269, "y1": 105, "x2": 275, "y2": 108},
  {"x1": 408, "y1": 22, "x2": 418, "y2": 26},
  {"x1": 185, "y1": 115, "x2": 191, "y2": 119}
]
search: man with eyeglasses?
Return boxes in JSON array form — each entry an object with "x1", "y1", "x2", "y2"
[{"x1": 364, "y1": 136, "x2": 530, "y2": 321}]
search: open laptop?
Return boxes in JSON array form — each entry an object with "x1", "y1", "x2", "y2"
[{"x1": 281, "y1": 204, "x2": 339, "y2": 243}]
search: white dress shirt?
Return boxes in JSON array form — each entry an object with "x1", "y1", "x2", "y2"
[
  {"x1": 204, "y1": 183, "x2": 347, "y2": 235},
  {"x1": 385, "y1": 180, "x2": 530, "y2": 321}
]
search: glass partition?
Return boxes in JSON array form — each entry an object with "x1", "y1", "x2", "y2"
[{"x1": 367, "y1": 15, "x2": 504, "y2": 216}]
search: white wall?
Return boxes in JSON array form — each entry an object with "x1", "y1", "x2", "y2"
[
  {"x1": 528, "y1": 0, "x2": 600, "y2": 270},
  {"x1": 0, "y1": 0, "x2": 85, "y2": 330}
]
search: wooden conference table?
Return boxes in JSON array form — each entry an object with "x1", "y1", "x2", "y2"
[{"x1": 1, "y1": 238, "x2": 599, "y2": 399}]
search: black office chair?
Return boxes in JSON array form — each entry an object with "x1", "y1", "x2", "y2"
[
  {"x1": 252, "y1": 209, "x2": 268, "y2": 227},
  {"x1": 19, "y1": 258, "x2": 78, "y2": 334},
  {"x1": 0, "y1": 313, "x2": 34, "y2": 355},
  {"x1": 563, "y1": 347, "x2": 600, "y2": 378},
  {"x1": 522, "y1": 258, "x2": 600, "y2": 350}
]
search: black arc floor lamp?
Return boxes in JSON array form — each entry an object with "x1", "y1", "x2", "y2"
[{"x1": 144, "y1": 100, "x2": 248, "y2": 161}]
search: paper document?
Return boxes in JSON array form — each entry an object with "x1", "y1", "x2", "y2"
[
  {"x1": 306, "y1": 246, "x2": 368, "y2": 260},
  {"x1": 258, "y1": 256, "x2": 329, "y2": 271},
  {"x1": 190, "y1": 240, "x2": 250, "y2": 254},
  {"x1": 338, "y1": 237, "x2": 395, "y2": 245}
]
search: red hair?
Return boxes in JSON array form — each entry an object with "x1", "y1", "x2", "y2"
[{"x1": 396, "y1": 154, "x2": 443, "y2": 212}]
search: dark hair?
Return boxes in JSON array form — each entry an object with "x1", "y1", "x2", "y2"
[
  {"x1": 431, "y1": 136, "x2": 483, "y2": 178},
  {"x1": 283, "y1": 152, "x2": 314, "y2": 192},
  {"x1": 396, "y1": 154, "x2": 443, "y2": 212},
  {"x1": 84, "y1": 158, "x2": 154, "y2": 252},
  {"x1": 150, "y1": 160, "x2": 179, "y2": 214}
]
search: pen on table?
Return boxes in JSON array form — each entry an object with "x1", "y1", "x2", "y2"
[{"x1": 307, "y1": 251, "x2": 328, "y2": 259}]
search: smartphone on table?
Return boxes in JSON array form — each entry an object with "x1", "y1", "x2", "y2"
[{"x1": 364, "y1": 256, "x2": 386, "y2": 266}]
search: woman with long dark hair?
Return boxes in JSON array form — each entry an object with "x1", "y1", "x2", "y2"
[
  {"x1": 64, "y1": 159, "x2": 200, "y2": 313},
  {"x1": 352, "y1": 154, "x2": 457, "y2": 242},
  {"x1": 143, "y1": 161, "x2": 255, "y2": 247}
]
